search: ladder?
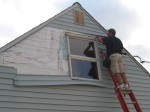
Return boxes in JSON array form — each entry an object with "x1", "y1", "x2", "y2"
[{"x1": 101, "y1": 50, "x2": 142, "y2": 112}]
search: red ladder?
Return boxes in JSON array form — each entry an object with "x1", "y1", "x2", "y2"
[{"x1": 101, "y1": 50, "x2": 142, "y2": 112}]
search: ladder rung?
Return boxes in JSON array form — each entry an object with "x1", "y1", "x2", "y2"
[
  {"x1": 126, "y1": 101, "x2": 136, "y2": 104},
  {"x1": 121, "y1": 89, "x2": 131, "y2": 91},
  {"x1": 121, "y1": 88, "x2": 131, "y2": 91},
  {"x1": 122, "y1": 91, "x2": 131, "y2": 94}
]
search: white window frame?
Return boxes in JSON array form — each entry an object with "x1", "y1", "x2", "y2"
[{"x1": 66, "y1": 33, "x2": 102, "y2": 81}]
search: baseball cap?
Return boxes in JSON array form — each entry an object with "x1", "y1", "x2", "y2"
[{"x1": 108, "y1": 28, "x2": 116, "y2": 35}]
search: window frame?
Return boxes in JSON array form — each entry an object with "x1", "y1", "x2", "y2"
[{"x1": 67, "y1": 33, "x2": 102, "y2": 81}]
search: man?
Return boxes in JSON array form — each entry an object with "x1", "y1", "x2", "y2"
[
  {"x1": 84, "y1": 42, "x2": 98, "y2": 79},
  {"x1": 96, "y1": 28, "x2": 129, "y2": 90}
]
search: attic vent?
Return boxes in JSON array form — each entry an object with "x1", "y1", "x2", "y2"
[{"x1": 74, "y1": 11, "x2": 84, "y2": 25}]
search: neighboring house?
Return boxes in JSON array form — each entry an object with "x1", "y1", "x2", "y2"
[{"x1": 0, "y1": 2, "x2": 150, "y2": 112}]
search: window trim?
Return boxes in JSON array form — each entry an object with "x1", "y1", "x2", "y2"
[{"x1": 67, "y1": 33, "x2": 102, "y2": 81}]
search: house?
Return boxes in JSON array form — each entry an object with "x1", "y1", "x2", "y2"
[{"x1": 0, "y1": 2, "x2": 150, "y2": 112}]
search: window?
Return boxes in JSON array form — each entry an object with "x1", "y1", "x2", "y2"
[
  {"x1": 74, "y1": 11, "x2": 84, "y2": 25},
  {"x1": 67, "y1": 35, "x2": 100, "y2": 80}
]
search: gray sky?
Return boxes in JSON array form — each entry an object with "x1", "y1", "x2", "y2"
[{"x1": 0, "y1": 0, "x2": 150, "y2": 72}]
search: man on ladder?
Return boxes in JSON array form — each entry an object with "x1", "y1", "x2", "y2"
[{"x1": 96, "y1": 28, "x2": 129, "y2": 90}]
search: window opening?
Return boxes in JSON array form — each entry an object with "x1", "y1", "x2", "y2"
[{"x1": 68, "y1": 36, "x2": 100, "y2": 80}]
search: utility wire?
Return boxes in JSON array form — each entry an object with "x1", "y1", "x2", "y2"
[{"x1": 133, "y1": 55, "x2": 150, "y2": 64}]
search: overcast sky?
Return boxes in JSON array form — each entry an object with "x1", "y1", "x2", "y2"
[{"x1": 0, "y1": 0, "x2": 150, "y2": 72}]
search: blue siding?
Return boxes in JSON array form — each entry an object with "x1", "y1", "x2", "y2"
[{"x1": 0, "y1": 66, "x2": 122, "y2": 112}]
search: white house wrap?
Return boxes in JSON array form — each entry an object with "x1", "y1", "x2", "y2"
[{"x1": 0, "y1": 27, "x2": 69, "y2": 75}]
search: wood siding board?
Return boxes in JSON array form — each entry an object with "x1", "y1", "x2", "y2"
[
  {"x1": 102, "y1": 75, "x2": 150, "y2": 83},
  {"x1": 55, "y1": 18, "x2": 101, "y2": 29},
  {"x1": 0, "y1": 78, "x2": 13, "y2": 85},
  {"x1": 130, "y1": 82, "x2": 150, "y2": 88},
  {"x1": 60, "y1": 14, "x2": 74, "y2": 20},
  {"x1": 0, "y1": 88, "x2": 116, "y2": 98},
  {"x1": 14, "y1": 80, "x2": 111, "y2": 87},
  {"x1": 126, "y1": 69, "x2": 147, "y2": 75},
  {"x1": 0, "y1": 96, "x2": 121, "y2": 107},
  {"x1": 102, "y1": 76, "x2": 150, "y2": 86},
  {"x1": 0, "y1": 83, "x2": 114, "y2": 93},
  {"x1": 49, "y1": 21, "x2": 101, "y2": 33},
  {"x1": 100, "y1": 70, "x2": 148, "y2": 80},
  {"x1": 0, "y1": 108, "x2": 86, "y2": 112},
  {"x1": 48, "y1": 24, "x2": 105, "y2": 36},
  {"x1": 131, "y1": 87, "x2": 150, "y2": 92},
  {"x1": 123, "y1": 56, "x2": 136, "y2": 62},
  {"x1": 0, "y1": 66, "x2": 17, "y2": 74},
  {"x1": 100, "y1": 67, "x2": 146, "y2": 75},
  {"x1": 12, "y1": 43, "x2": 50, "y2": 52},
  {"x1": 0, "y1": 73, "x2": 14, "y2": 79},
  {"x1": 125, "y1": 65, "x2": 144, "y2": 71},
  {"x1": 100, "y1": 64, "x2": 142, "y2": 71},
  {"x1": 0, "y1": 94, "x2": 119, "y2": 103},
  {"x1": 14, "y1": 75, "x2": 70, "y2": 81},
  {"x1": 0, "y1": 102, "x2": 124, "y2": 111},
  {"x1": 48, "y1": 22, "x2": 104, "y2": 35},
  {"x1": 128, "y1": 78, "x2": 150, "y2": 84},
  {"x1": 127, "y1": 74, "x2": 150, "y2": 80},
  {"x1": 124, "y1": 61, "x2": 139, "y2": 67},
  {"x1": 2, "y1": 85, "x2": 114, "y2": 94},
  {"x1": 16, "y1": 39, "x2": 50, "y2": 49}
]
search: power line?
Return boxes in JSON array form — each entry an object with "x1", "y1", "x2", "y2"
[{"x1": 133, "y1": 55, "x2": 150, "y2": 64}]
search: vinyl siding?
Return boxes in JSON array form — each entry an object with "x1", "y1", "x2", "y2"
[
  {"x1": 0, "y1": 67, "x2": 121, "y2": 112},
  {"x1": 0, "y1": 65, "x2": 150, "y2": 112}
]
